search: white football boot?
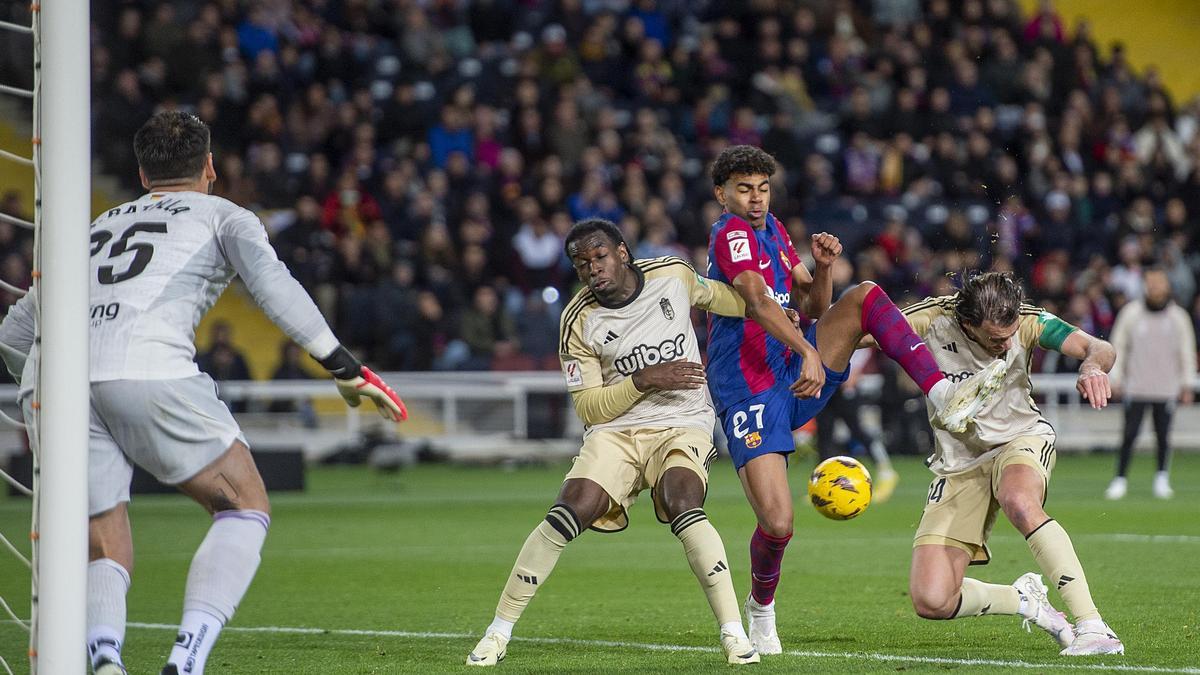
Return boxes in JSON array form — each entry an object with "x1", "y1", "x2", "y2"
[
  {"x1": 1153, "y1": 471, "x2": 1174, "y2": 499},
  {"x1": 744, "y1": 595, "x2": 782, "y2": 655},
  {"x1": 1012, "y1": 572, "x2": 1074, "y2": 648},
  {"x1": 1105, "y1": 477, "x2": 1127, "y2": 500},
  {"x1": 935, "y1": 359, "x2": 1008, "y2": 433},
  {"x1": 720, "y1": 628, "x2": 761, "y2": 665},
  {"x1": 466, "y1": 631, "x2": 509, "y2": 666},
  {"x1": 1061, "y1": 619, "x2": 1124, "y2": 656}
]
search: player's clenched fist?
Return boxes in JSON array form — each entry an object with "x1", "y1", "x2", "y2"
[
  {"x1": 789, "y1": 346, "x2": 825, "y2": 398},
  {"x1": 633, "y1": 360, "x2": 707, "y2": 391},
  {"x1": 810, "y1": 232, "x2": 842, "y2": 266}
]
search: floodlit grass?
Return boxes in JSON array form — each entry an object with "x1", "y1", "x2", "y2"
[{"x1": 1, "y1": 451, "x2": 1197, "y2": 673}]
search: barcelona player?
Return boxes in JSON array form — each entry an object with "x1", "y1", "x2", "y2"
[{"x1": 704, "y1": 145, "x2": 1006, "y2": 654}]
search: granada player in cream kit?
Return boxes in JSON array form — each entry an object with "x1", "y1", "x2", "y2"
[
  {"x1": 0, "y1": 112, "x2": 407, "y2": 675},
  {"x1": 895, "y1": 272, "x2": 1125, "y2": 656},
  {"x1": 467, "y1": 218, "x2": 763, "y2": 666}
]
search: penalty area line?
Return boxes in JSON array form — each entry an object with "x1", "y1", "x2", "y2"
[{"x1": 126, "y1": 622, "x2": 1200, "y2": 674}]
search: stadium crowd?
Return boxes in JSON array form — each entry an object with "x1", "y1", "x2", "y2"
[{"x1": 3, "y1": 0, "x2": 1200, "y2": 381}]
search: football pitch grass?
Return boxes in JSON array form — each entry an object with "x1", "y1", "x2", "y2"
[{"x1": 1, "y1": 451, "x2": 1198, "y2": 673}]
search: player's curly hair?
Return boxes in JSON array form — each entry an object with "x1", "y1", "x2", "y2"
[
  {"x1": 710, "y1": 145, "x2": 777, "y2": 186},
  {"x1": 563, "y1": 218, "x2": 633, "y2": 260},
  {"x1": 955, "y1": 272, "x2": 1024, "y2": 327},
  {"x1": 134, "y1": 111, "x2": 211, "y2": 184}
]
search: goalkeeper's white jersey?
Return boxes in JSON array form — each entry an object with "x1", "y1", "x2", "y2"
[{"x1": 86, "y1": 191, "x2": 337, "y2": 382}]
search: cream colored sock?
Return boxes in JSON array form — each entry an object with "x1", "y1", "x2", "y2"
[
  {"x1": 1026, "y1": 519, "x2": 1100, "y2": 622},
  {"x1": 954, "y1": 577, "x2": 1022, "y2": 617}
]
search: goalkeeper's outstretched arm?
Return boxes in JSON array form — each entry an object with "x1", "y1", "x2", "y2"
[{"x1": 218, "y1": 209, "x2": 407, "y2": 421}]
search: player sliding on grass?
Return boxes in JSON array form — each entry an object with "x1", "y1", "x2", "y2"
[
  {"x1": 702, "y1": 145, "x2": 1006, "y2": 655},
  {"x1": 885, "y1": 272, "x2": 1123, "y2": 656},
  {"x1": 0, "y1": 111, "x2": 407, "y2": 675},
  {"x1": 466, "y1": 218, "x2": 761, "y2": 666}
]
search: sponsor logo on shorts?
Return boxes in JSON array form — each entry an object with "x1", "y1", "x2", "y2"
[
  {"x1": 744, "y1": 431, "x2": 762, "y2": 449},
  {"x1": 613, "y1": 334, "x2": 687, "y2": 375}
]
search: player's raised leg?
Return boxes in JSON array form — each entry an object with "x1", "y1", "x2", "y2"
[
  {"x1": 162, "y1": 441, "x2": 271, "y2": 675},
  {"x1": 737, "y1": 453, "x2": 791, "y2": 655},
  {"x1": 88, "y1": 504, "x2": 133, "y2": 675},
  {"x1": 817, "y1": 282, "x2": 1006, "y2": 433},
  {"x1": 467, "y1": 478, "x2": 609, "y2": 666},
  {"x1": 996, "y1": 464, "x2": 1123, "y2": 655},
  {"x1": 657, "y1": 462, "x2": 759, "y2": 665}
]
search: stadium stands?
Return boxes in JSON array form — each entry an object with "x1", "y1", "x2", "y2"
[{"x1": 4, "y1": 0, "x2": 1199, "y2": 382}]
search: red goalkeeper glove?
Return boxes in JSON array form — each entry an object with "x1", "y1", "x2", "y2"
[{"x1": 318, "y1": 345, "x2": 408, "y2": 422}]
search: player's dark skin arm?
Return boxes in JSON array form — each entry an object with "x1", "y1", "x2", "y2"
[{"x1": 731, "y1": 269, "x2": 825, "y2": 398}]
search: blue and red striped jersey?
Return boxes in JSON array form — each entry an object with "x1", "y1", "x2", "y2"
[{"x1": 704, "y1": 212, "x2": 801, "y2": 412}]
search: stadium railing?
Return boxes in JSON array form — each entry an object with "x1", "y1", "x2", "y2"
[{"x1": 1, "y1": 373, "x2": 1197, "y2": 461}]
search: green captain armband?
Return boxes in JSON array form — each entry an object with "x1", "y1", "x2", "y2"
[{"x1": 1037, "y1": 311, "x2": 1076, "y2": 351}]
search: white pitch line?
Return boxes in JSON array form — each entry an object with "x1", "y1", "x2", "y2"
[{"x1": 126, "y1": 622, "x2": 1200, "y2": 674}]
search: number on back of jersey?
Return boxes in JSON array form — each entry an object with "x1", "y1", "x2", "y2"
[{"x1": 90, "y1": 221, "x2": 168, "y2": 284}]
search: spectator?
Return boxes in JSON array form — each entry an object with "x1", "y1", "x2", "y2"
[
  {"x1": 459, "y1": 285, "x2": 517, "y2": 370},
  {"x1": 54, "y1": 0, "x2": 1189, "y2": 377},
  {"x1": 1106, "y1": 267, "x2": 1197, "y2": 500},
  {"x1": 267, "y1": 341, "x2": 317, "y2": 427},
  {"x1": 197, "y1": 321, "x2": 253, "y2": 412}
]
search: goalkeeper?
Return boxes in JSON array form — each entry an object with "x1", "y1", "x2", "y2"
[{"x1": 0, "y1": 111, "x2": 406, "y2": 675}]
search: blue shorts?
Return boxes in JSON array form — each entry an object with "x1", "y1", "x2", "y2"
[{"x1": 720, "y1": 324, "x2": 850, "y2": 471}]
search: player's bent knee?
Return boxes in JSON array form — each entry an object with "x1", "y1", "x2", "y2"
[
  {"x1": 657, "y1": 467, "x2": 706, "y2": 522},
  {"x1": 758, "y1": 514, "x2": 793, "y2": 539},
  {"x1": 998, "y1": 496, "x2": 1044, "y2": 532},
  {"x1": 911, "y1": 589, "x2": 958, "y2": 620},
  {"x1": 846, "y1": 281, "x2": 877, "y2": 304},
  {"x1": 544, "y1": 502, "x2": 584, "y2": 543},
  {"x1": 557, "y1": 478, "x2": 611, "y2": 528}
]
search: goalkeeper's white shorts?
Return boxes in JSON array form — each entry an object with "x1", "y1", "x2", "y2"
[{"x1": 23, "y1": 373, "x2": 247, "y2": 516}]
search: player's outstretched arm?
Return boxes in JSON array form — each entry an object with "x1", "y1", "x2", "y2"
[
  {"x1": 318, "y1": 345, "x2": 408, "y2": 422},
  {"x1": 218, "y1": 211, "x2": 406, "y2": 421},
  {"x1": 687, "y1": 271, "x2": 747, "y2": 318},
  {"x1": 1058, "y1": 330, "x2": 1115, "y2": 410}
]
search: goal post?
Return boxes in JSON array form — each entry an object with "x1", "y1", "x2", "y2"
[{"x1": 32, "y1": 0, "x2": 91, "y2": 671}]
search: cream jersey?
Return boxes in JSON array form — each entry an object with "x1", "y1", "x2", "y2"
[
  {"x1": 559, "y1": 257, "x2": 743, "y2": 434},
  {"x1": 903, "y1": 295, "x2": 1076, "y2": 476},
  {"x1": 87, "y1": 191, "x2": 337, "y2": 382}
]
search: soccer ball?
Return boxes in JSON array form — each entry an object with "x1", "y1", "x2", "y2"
[{"x1": 808, "y1": 456, "x2": 872, "y2": 520}]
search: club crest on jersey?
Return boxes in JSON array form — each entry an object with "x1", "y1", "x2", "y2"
[
  {"x1": 745, "y1": 432, "x2": 763, "y2": 449},
  {"x1": 779, "y1": 251, "x2": 790, "y2": 268},
  {"x1": 659, "y1": 298, "x2": 674, "y2": 320}
]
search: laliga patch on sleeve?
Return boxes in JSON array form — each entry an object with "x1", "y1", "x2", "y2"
[
  {"x1": 727, "y1": 238, "x2": 751, "y2": 263},
  {"x1": 562, "y1": 359, "x2": 584, "y2": 387}
]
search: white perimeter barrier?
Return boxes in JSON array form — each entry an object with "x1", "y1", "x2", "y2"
[{"x1": 0, "y1": 372, "x2": 1197, "y2": 461}]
